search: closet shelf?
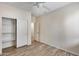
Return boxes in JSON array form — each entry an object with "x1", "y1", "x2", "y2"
[{"x1": 2, "y1": 40, "x2": 16, "y2": 43}]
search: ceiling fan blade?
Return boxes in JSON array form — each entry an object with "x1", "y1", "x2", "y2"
[
  {"x1": 42, "y1": 5, "x2": 50, "y2": 11},
  {"x1": 33, "y1": 2, "x2": 45, "y2": 8}
]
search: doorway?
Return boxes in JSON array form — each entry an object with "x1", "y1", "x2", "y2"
[
  {"x1": 31, "y1": 17, "x2": 40, "y2": 43},
  {"x1": 2, "y1": 17, "x2": 17, "y2": 49},
  {"x1": 35, "y1": 22, "x2": 40, "y2": 42}
]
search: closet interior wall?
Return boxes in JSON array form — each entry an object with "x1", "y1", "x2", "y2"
[{"x1": 2, "y1": 17, "x2": 17, "y2": 49}]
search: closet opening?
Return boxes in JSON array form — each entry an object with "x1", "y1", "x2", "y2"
[{"x1": 2, "y1": 17, "x2": 17, "y2": 49}]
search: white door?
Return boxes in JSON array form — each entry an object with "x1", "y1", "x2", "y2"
[{"x1": 16, "y1": 19, "x2": 28, "y2": 48}]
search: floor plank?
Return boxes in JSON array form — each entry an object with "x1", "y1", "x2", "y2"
[{"x1": 2, "y1": 41, "x2": 77, "y2": 56}]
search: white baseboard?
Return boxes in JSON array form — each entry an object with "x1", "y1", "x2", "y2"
[{"x1": 40, "y1": 40, "x2": 79, "y2": 56}]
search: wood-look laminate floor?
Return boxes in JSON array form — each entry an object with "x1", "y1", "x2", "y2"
[{"x1": 2, "y1": 41, "x2": 77, "y2": 56}]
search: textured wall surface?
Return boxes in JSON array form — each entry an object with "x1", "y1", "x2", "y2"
[{"x1": 38, "y1": 3, "x2": 79, "y2": 55}]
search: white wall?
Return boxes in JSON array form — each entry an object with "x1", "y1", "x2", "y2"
[
  {"x1": 38, "y1": 3, "x2": 79, "y2": 55},
  {"x1": 31, "y1": 16, "x2": 36, "y2": 41},
  {"x1": 0, "y1": 17, "x2": 2, "y2": 55},
  {"x1": 27, "y1": 12, "x2": 32, "y2": 45},
  {"x1": 0, "y1": 3, "x2": 31, "y2": 54}
]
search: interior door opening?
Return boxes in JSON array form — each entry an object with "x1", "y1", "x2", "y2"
[
  {"x1": 2, "y1": 17, "x2": 17, "y2": 49},
  {"x1": 31, "y1": 17, "x2": 40, "y2": 43}
]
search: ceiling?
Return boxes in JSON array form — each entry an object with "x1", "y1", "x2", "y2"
[
  {"x1": 1, "y1": 2, "x2": 34, "y2": 11},
  {"x1": 1, "y1": 2, "x2": 72, "y2": 16},
  {"x1": 31, "y1": 2, "x2": 72, "y2": 16}
]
